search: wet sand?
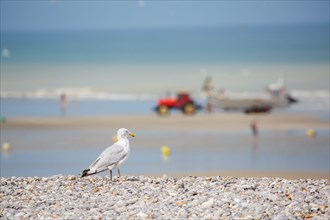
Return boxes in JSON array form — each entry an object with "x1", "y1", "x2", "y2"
[
  {"x1": 2, "y1": 113, "x2": 328, "y2": 130},
  {"x1": 1, "y1": 113, "x2": 329, "y2": 180}
]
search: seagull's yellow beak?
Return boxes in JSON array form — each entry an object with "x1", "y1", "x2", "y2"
[{"x1": 129, "y1": 133, "x2": 135, "y2": 137}]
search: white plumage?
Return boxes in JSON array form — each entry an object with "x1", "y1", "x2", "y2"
[{"x1": 81, "y1": 128, "x2": 135, "y2": 179}]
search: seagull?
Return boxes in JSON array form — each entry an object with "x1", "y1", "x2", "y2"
[{"x1": 81, "y1": 128, "x2": 135, "y2": 180}]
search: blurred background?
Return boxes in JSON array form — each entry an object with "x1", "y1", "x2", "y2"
[{"x1": 1, "y1": 1, "x2": 329, "y2": 179}]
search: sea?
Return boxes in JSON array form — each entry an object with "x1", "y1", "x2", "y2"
[
  {"x1": 1, "y1": 23, "x2": 329, "y2": 95},
  {"x1": 1, "y1": 24, "x2": 329, "y2": 177}
]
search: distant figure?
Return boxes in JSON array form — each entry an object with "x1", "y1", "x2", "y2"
[
  {"x1": 206, "y1": 97, "x2": 213, "y2": 114},
  {"x1": 202, "y1": 76, "x2": 213, "y2": 94},
  {"x1": 202, "y1": 76, "x2": 214, "y2": 114},
  {"x1": 60, "y1": 93, "x2": 67, "y2": 116},
  {"x1": 250, "y1": 118, "x2": 258, "y2": 137}
]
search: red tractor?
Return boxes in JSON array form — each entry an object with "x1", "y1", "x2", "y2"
[{"x1": 154, "y1": 92, "x2": 202, "y2": 116}]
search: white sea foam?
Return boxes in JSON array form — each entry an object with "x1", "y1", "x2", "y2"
[
  {"x1": 0, "y1": 88, "x2": 328, "y2": 101},
  {"x1": 212, "y1": 89, "x2": 329, "y2": 99},
  {"x1": 290, "y1": 90, "x2": 329, "y2": 99},
  {"x1": 0, "y1": 88, "x2": 157, "y2": 100}
]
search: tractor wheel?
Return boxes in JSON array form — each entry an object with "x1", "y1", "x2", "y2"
[
  {"x1": 183, "y1": 103, "x2": 196, "y2": 115},
  {"x1": 158, "y1": 105, "x2": 169, "y2": 116}
]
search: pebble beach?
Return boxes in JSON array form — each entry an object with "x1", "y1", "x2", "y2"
[{"x1": 1, "y1": 175, "x2": 329, "y2": 219}]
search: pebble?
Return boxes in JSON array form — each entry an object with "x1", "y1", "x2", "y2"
[
  {"x1": 0, "y1": 175, "x2": 329, "y2": 219},
  {"x1": 201, "y1": 198, "x2": 214, "y2": 208}
]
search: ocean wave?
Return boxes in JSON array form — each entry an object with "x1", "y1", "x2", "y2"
[
  {"x1": 1, "y1": 88, "x2": 328, "y2": 100},
  {"x1": 290, "y1": 90, "x2": 329, "y2": 99},
  {"x1": 211, "y1": 89, "x2": 329, "y2": 99},
  {"x1": 0, "y1": 88, "x2": 157, "y2": 101}
]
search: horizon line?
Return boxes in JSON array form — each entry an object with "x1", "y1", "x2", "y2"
[{"x1": 1, "y1": 21, "x2": 329, "y2": 32}]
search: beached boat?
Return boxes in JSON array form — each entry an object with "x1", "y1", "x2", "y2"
[{"x1": 206, "y1": 78, "x2": 298, "y2": 113}]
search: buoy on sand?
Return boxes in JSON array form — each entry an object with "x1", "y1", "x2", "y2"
[
  {"x1": 306, "y1": 128, "x2": 316, "y2": 138},
  {"x1": 161, "y1": 146, "x2": 171, "y2": 157},
  {"x1": 2, "y1": 142, "x2": 10, "y2": 153}
]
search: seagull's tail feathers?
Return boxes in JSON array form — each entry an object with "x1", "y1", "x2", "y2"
[
  {"x1": 81, "y1": 168, "x2": 95, "y2": 178},
  {"x1": 80, "y1": 168, "x2": 105, "y2": 178}
]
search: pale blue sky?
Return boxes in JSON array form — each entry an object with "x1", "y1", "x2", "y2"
[{"x1": 1, "y1": 1, "x2": 329, "y2": 31}]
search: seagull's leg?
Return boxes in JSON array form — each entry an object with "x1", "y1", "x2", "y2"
[
  {"x1": 118, "y1": 168, "x2": 121, "y2": 178},
  {"x1": 110, "y1": 170, "x2": 113, "y2": 181}
]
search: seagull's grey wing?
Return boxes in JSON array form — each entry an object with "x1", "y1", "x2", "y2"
[{"x1": 88, "y1": 142, "x2": 126, "y2": 172}]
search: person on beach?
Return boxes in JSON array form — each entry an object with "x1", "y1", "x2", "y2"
[
  {"x1": 250, "y1": 118, "x2": 258, "y2": 137},
  {"x1": 202, "y1": 76, "x2": 214, "y2": 114},
  {"x1": 60, "y1": 93, "x2": 68, "y2": 116}
]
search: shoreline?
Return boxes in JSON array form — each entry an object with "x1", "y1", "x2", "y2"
[{"x1": 2, "y1": 113, "x2": 328, "y2": 130}]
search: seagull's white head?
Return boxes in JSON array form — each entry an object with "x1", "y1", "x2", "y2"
[{"x1": 117, "y1": 128, "x2": 135, "y2": 140}]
